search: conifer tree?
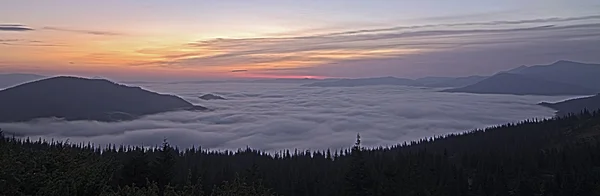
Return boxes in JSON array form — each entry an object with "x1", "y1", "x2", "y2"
[{"x1": 344, "y1": 133, "x2": 372, "y2": 196}]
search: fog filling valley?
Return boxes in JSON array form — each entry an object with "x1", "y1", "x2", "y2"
[{"x1": 0, "y1": 83, "x2": 575, "y2": 151}]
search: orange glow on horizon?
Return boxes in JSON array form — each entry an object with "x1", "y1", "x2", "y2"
[{"x1": 0, "y1": 24, "x2": 428, "y2": 79}]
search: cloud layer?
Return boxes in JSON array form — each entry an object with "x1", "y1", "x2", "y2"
[{"x1": 0, "y1": 83, "x2": 572, "y2": 151}]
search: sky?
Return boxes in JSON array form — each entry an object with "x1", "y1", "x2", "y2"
[{"x1": 1, "y1": 0, "x2": 600, "y2": 80}]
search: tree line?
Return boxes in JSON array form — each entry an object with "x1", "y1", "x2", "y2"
[{"x1": 2, "y1": 110, "x2": 600, "y2": 195}]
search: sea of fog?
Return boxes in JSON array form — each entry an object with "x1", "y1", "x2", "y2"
[{"x1": 0, "y1": 82, "x2": 577, "y2": 151}]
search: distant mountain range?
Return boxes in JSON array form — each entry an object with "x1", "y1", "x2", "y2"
[
  {"x1": 303, "y1": 60, "x2": 600, "y2": 96},
  {"x1": 0, "y1": 73, "x2": 46, "y2": 89},
  {"x1": 0, "y1": 76, "x2": 206, "y2": 122},
  {"x1": 506, "y1": 60, "x2": 600, "y2": 91},
  {"x1": 442, "y1": 73, "x2": 597, "y2": 95},
  {"x1": 303, "y1": 77, "x2": 420, "y2": 87},
  {"x1": 540, "y1": 94, "x2": 600, "y2": 116},
  {"x1": 445, "y1": 61, "x2": 600, "y2": 95},
  {"x1": 415, "y1": 76, "x2": 488, "y2": 88},
  {"x1": 302, "y1": 75, "x2": 486, "y2": 88},
  {"x1": 169, "y1": 78, "x2": 335, "y2": 85}
]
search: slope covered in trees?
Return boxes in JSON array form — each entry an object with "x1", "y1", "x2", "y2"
[
  {"x1": 2, "y1": 111, "x2": 600, "y2": 195},
  {"x1": 540, "y1": 94, "x2": 600, "y2": 116}
]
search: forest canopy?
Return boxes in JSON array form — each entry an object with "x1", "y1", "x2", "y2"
[{"x1": 1, "y1": 110, "x2": 600, "y2": 196}]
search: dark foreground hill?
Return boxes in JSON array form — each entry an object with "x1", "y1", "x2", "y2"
[
  {"x1": 0, "y1": 76, "x2": 206, "y2": 122},
  {"x1": 540, "y1": 94, "x2": 600, "y2": 116},
  {"x1": 2, "y1": 111, "x2": 600, "y2": 196},
  {"x1": 443, "y1": 73, "x2": 596, "y2": 95}
]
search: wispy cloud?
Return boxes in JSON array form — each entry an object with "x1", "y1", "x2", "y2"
[
  {"x1": 0, "y1": 39, "x2": 63, "y2": 47},
  {"x1": 43, "y1": 27, "x2": 123, "y2": 36},
  {"x1": 122, "y1": 15, "x2": 600, "y2": 78},
  {"x1": 0, "y1": 24, "x2": 34, "y2": 31},
  {"x1": 324, "y1": 15, "x2": 600, "y2": 36}
]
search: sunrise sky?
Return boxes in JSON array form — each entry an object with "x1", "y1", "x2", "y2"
[{"x1": 1, "y1": 0, "x2": 600, "y2": 80}]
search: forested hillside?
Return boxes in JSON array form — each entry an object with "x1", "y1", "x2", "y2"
[{"x1": 2, "y1": 111, "x2": 600, "y2": 196}]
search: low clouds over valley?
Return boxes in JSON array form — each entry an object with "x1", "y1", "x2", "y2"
[{"x1": 0, "y1": 83, "x2": 573, "y2": 151}]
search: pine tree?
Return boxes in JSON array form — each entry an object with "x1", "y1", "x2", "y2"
[
  {"x1": 183, "y1": 169, "x2": 204, "y2": 196},
  {"x1": 151, "y1": 139, "x2": 176, "y2": 195},
  {"x1": 344, "y1": 133, "x2": 372, "y2": 196},
  {"x1": 121, "y1": 148, "x2": 151, "y2": 187}
]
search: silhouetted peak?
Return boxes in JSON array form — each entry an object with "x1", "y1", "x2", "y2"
[
  {"x1": 551, "y1": 60, "x2": 584, "y2": 66},
  {"x1": 491, "y1": 73, "x2": 521, "y2": 78},
  {"x1": 199, "y1": 93, "x2": 226, "y2": 100},
  {"x1": 10, "y1": 76, "x2": 117, "y2": 90},
  {"x1": 513, "y1": 65, "x2": 528, "y2": 69},
  {"x1": 41, "y1": 76, "x2": 110, "y2": 82},
  {"x1": 504, "y1": 65, "x2": 528, "y2": 73},
  {"x1": 0, "y1": 76, "x2": 206, "y2": 122}
]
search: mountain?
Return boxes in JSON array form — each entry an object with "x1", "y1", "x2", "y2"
[
  {"x1": 442, "y1": 73, "x2": 597, "y2": 95},
  {"x1": 169, "y1": 80, "x2": 228, "y2": 84},
  {"x1": 199, "y1": 94, "x2": 226, "y2": 100},
  {"x1": 303, "y1": 76, "x2": 421, "y2": 87},
  {"x1": 540, "y1": 94, "x2": 600, "y2": 116},
  {"x1": 0, "y1": 73, "x2": 45, "y2": 89},
  {"x1": 503, "y1": 65, "x2": 529, "y2": 73},
  {"x1": 303, "y1": 75, "x2": 486, "y2": 88},
  {"x1": 248, "y1": 78, "x2": 326, "y2": 84},
  {"x1": 415, "y1": 75, "x2": 487, "y2": 87},
  {"x1": 508, "y1": 60, "x2": 600, "y2": 90},
  {"x1": 0, "y1": 76, "x2": 206, "y2": 122}
]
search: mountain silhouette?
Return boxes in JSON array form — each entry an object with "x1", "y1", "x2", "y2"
[
  {"x1": 540, "y1": 94, "x2": 600, "y2": 116},
  {"x1": 442, "y1": 73, "x2": 596, "y2": 95},
  {"x1": 508, "y1": 60, "x2": 600, "y2": 90},
  {"x1": 199, "y1": 94, "x2": 226, "y2": 100},
  {"x1": 0, "y1": 73, "x2": 45, "y2": 89},
  {"x1": 444, "y1": 60, "x2": 600, "y2": 95},
  {"x1": 0, "y1": 76, "x2": 207, "y2": 122},
  {"x1": 415, "y1": 75, "x2": 487, "y2": 87},
  {"x1": 303, "y1": 75, "x2": 487, "y2": 88},
  {"x1": 303, "y1": 77, "x2": 421, "y2": 87}
]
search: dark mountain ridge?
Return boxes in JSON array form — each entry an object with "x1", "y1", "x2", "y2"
[
  {"x1": 511, "y1": 60, "x2": 600, "y2": 90},
  {"x1": 540, "y1": 93, "x2": 600, "y2": 116},
  {"x1": 0, "y1": 73, "x2": 46, "y2": 89},
  {"x1": 303, "y1": 75, "x2": 486, "y2": 88},
  {"x1": 415, "y1": 75, "x2": 487, "y2": 87},
  {"x1": 303, "y1": 76, "x2": 422, "y2": 87},
  {"x1": 0, "y1": 76, "x2": 206, "y2": 122},
  {"x1": 444, "y1": 60, "x2": 600, "y2": 95},
  {"x1": 442, "y1": 73, "x2": 597, "y2": 95}
]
